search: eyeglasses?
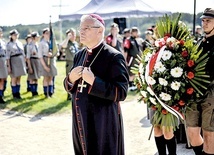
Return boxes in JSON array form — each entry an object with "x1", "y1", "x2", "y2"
[{"x1": 77, "y1": 26, "x2": 100, "y2": 32}]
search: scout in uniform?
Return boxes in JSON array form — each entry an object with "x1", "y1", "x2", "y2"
[
  {"x1": 6, "y1": 29, "x2": 27, "y2": 99},
  {"x1": 186, "y1": 8, "x2": 214, "y2": 155},
  {"x1": 38, "y1": 28, "x2": 57, "y2": 98},
  {"x1": 60, "y1": 28, "x2": 78, "y2": 100},
  {"x1": 26, "y1": 32, "x2": 41, "y2": 96},
  {"x1": 24, "y1": 34, "x2": 32, "y2": 92},
  {"x1": 0, "y1": 28, "x2": 8, "y2": 103}
]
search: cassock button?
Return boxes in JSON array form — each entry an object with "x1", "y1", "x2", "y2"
[{"x1": 207, "y1": 41, "x2": 209, "y2": 43}]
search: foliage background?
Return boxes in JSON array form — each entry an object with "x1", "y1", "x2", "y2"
[{"x1": 1, "y1": 12, "x2": 203, "y2": 42}]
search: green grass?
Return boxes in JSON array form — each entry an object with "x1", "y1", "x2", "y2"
[{"x1": 0, "y1": 61, "x2": 138, "y2": 116}]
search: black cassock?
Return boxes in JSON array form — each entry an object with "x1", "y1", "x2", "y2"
[{"x1": 64, "y1": 42, "x2": 129, "y2": 155}]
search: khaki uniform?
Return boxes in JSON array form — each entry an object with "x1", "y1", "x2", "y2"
[
  {"x1": 38, "y1": 39, "x2": 57, "y2": 77},
  {"x1": 186, "y1": 35, "x2": 214, "y2": 131},
  {"x1": 6, "y1": 40, "x2": 26, "y2": 77},
  {"x1": 0, "y1": 39, "x2": 8, "y2": 78},
  {"x1": 26, "y1": 42, "x2": 41, "y2": 79},
  {"x1": 62, "y1": 41, "x2": 78, "y2": 75}
]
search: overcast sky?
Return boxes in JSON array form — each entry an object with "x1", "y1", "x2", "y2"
[{"x1": 0, "y1": 0, "x2": 213, "y2": 26}]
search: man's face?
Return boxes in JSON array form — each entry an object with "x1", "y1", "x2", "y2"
[
  {"x1": 79, "y1": 19, "x2": 101, "y2": 46},
  {"x1": 202, "y1": 18, "x2": 214, "y2": 33}
]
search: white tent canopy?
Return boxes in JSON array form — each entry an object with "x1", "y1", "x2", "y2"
[{"x1": 59, "y1": 0, "x2": 171, "y2": 20}]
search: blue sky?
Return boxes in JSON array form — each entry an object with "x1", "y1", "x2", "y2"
[{"x1": 0, "y1": 0, "x2": 213, "y2": 26}]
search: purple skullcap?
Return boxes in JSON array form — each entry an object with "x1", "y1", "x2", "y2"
[{"x1": 89, "y1": 14, "x2": 105, "y2": 26}]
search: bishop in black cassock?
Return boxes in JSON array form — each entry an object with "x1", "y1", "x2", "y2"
[{"x1": 64, "y1": 14, "x2": 129, "y2": 155}]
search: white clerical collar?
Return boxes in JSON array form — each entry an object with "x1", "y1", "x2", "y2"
[{"x1": 87, "y1": 39, "x2": 104, "y2": 53}]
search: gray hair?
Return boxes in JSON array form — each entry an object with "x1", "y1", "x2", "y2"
[{"x1": 80, "y1": 15, "x2": 105, "y2": 37}]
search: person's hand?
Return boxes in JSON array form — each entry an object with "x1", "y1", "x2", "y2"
[
  {"x1": 68, "y1": 66, "x2": 84, "y2": 83},
  {"x1": 67, "y1": 32, "x2": 72, "y2": 39},
  {"x1": 48, "y1": 52, "x2": 52, "y2": 57},
  {"x1": 29, "y1": 68, "x2": 33, "y2": 74},
  {"x1": 82, "y1": 67, "x2": 95, "y2": 85},
  {"x1": 44, "y1": 66, "x2": 50, "y2": 72}
]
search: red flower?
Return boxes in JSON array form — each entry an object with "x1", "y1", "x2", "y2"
[
  {"x1": 187, "y1": 60, "x2": 195, "y2": 67},
  {"x1": 178, "y1": 100, "x2": 185, "y2": 106},
  {"x1": 172, "y1": 105, "x2": 180, "y2": 111},
  {"x1": 187, "y1": 72, "x2": 194, "y2": 79},
  {"x1": 161, "y1": 109, "x2": 168, "y2": 115},
  {"x1": 181, "y1": 50, "x2": 188, "y2": 57},
  {"x1": 164, "y1": 33, "x2": 171, "y2": 37},
  {"x1": 151, "y1": 105, "x2": 157, "y2": 111},
  {"x1": 179, "y1": 40, "x2": 185, "y2": 46},
  {"x1": 187, "y1": 88, "x2": 194, "y2": 95}
]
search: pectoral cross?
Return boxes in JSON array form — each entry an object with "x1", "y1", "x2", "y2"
[{"x1": 78, "y1": 80, "x2": 87, "y2": 93}]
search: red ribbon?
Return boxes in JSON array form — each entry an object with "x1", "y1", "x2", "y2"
[{"x1": 149, "y1": 51, "x2": 160, "y2": 75}]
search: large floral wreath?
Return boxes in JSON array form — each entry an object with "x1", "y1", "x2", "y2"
[{"x1": 132, "y1": 14, "x2": 211, "y2": 129}]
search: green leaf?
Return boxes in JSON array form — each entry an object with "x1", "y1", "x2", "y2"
[{"x1": 189, "y1": 81, "x2": 204, "y2": 95}]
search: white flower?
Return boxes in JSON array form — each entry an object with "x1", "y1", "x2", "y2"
[
  {"x1": 147, "y1": 87, "x2": 155, "y2": 96},
  {"x1": 140, "y1": 91, "x2": 147, "y2": 98},
  {"x1": 158, "y1": 78, "x2": 168, "y2": 86},
  {"x1": 171, "y1": 81, "x2": 181, "y2": 90},
  {"x1": 138, "y1": 63, "x2": 144, "y2": 74},
  {"x1": 170, "y1": 67, "x2": 183, "y2": 78},
  {"x1": 154, "y1": 61, "x2": 166, "y2": 73},
  {"x1": 145, "y1": 53, "x2": 152, "y2": 62},
  {"x1": 147, "y1": 76, "x2": 156, "y2": 85},
  {"x1": 149, "y1": 97, "x2": 157, "y2": 105},
  {"x1": 159, "y1": 92, "x2": 171, "y2": 101},
  {"x1": 166, "y1": 37, "x2": 176, "y2": 43},
  {"x1": 162, "y1": 50, "x2": 172, "y2": 61}
]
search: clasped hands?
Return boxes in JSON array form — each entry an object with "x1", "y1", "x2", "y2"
[{"x1": 68, "y1": 66, "x2": 95, "y2": 85}]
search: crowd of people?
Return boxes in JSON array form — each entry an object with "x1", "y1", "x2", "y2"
[
  {"x1": 0, "y1": 18, "x2": 159, "y2": 104},
  {"x1": 63, "y1": 8, "x2": 214, "y2": 155},
  {"x1": 0, "y1": 27, "x2": 58, "y2": 104},
  {"x1": 1, "y1": 7, "x2": 214, "y2": 155}
]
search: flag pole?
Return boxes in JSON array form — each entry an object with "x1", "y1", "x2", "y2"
[{"x1": 48, "y1": 15, "x2": 52, "y2": 66}]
